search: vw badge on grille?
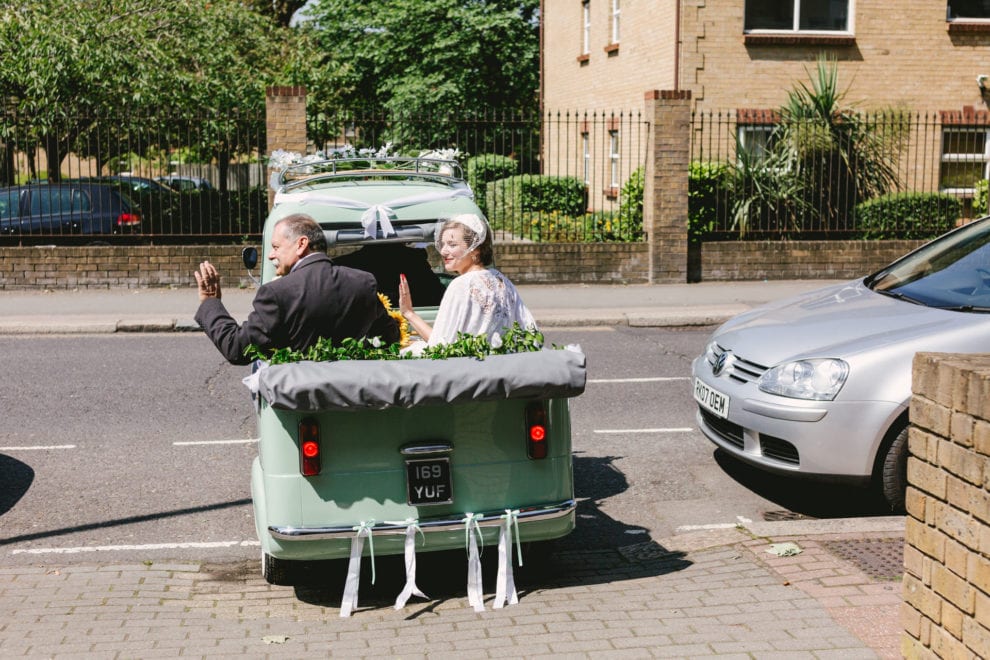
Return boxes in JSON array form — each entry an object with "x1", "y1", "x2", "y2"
[{"x1": 712, "y1": 351, "x2": 729, "y2": 376}]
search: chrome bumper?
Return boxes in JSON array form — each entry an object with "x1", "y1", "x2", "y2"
[{"x1": 268, "y1": 499, "x2": 576, "y2": 541}]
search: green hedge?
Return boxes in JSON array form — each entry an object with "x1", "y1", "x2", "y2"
[
  {"x1": 855, "y1": 192, "x2": 961, "y2": 240},
  {"x1": 465, "y1": 154, "x2": 518, "y2": 215},
  {"x1": 688, "y1": 161, "x2": 730, "y2": 243},
  {"x1": 486, "y1": 174, "x2": 587, "y2": 219}
]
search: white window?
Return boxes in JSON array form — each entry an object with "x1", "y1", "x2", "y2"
[
  {"x1": 940, "y1": 128, "x2": 990, "y2": 194},
  {"x1": 611, "y1": 0, "x2": 621, "y2": 43},
  {"x1": 582, "y1": 134, "x2": 591, "y2": 184},
  {"x1": 745, "y1": 0, "x2": 850, "y2": 32},
  {"x1": 582, "y1": 1, "x2": 591, "y2": 55},
  {"x1": 609, "y1": 130, "x2": 620, "y2": 189},
  {"x1": 948, "y1": 1, "x2": 990, "y2": 20},
  {"x1": 737, "y1": 125, "x2": 776, "y2": 161}
]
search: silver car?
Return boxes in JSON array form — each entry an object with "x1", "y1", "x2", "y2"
[{"x1": 691, "y1": 216, "x2": 990, "y2": 511}]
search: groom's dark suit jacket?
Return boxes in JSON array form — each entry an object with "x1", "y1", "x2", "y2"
[{"x1": 195, "y1": 253, "x2": 399, "y2": 365}]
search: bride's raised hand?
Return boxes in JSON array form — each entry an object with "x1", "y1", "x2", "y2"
[{"x1": 398, "y1": 273, "x2": 414, "y2": 317}]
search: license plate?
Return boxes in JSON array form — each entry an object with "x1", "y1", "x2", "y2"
[
  {"x1": 406, "y1": 458, "x2": 453, "y2": 506},
  {"x1": 694, "y1": 378, "x2": 729, "y2": 419}
]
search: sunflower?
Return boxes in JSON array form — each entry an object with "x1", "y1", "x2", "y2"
[{"x1": 378, "y1": 292, "x2": 411, "y2": 347}]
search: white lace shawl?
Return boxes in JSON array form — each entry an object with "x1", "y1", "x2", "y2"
[{"x1": 427, "y1": 268, "x2": 536, "y2": 346}]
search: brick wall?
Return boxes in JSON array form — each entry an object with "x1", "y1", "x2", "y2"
[
  {"x1": 903, "y1": 353, "x2": 990, "y2": 658},
  {"x1": 0, "y1": 240, "x2": 929, "y2": 289},
  {"x1": 701, "y1": 240, "x2": 926, "y2": 281},
  {"x1": 545, "y1": 0, "x2": 990, "y2": 115}
]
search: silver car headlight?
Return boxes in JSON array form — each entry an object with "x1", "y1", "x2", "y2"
[{"x1": 758, "y1": 359, "x2": 849, "y2": 401}]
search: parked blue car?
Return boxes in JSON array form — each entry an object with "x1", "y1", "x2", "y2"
[{"x1": 0, "y1": 183, "x2": 142, "y2": 235}]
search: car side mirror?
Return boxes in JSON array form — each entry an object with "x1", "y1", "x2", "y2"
[
  {"x1": 242, "y1": 246, "x2": 258, "y2": 270},
  {"x1": 242, "y1": 247, "x2": 260, "y2": 285}
]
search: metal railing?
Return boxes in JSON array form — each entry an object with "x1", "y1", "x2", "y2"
[
  {"x1": 2, "y1": 107, "x2": 650, "y2": 244},
  {"x1": 690, "y1": 110, "x2": 980, "y2": 240}
]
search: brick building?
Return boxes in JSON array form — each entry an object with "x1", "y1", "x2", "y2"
[{"x1": 541, "y1": 0, "x2": 990, "y2": 208}]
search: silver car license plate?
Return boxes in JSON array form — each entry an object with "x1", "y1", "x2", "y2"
[
  {"x1": 694, "y1": 377, "x2": 729, "y2": 419},
  {"x1": 406, "y1": 458, "x2": 453, "y2": 505}
]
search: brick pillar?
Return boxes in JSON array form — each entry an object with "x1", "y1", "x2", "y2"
[
  {"x1": 265, "y1": 86, "x2": 308, "y2": 208},
  {"x1": 644, "y1": 90, "x2": 691, "y2": 283}
]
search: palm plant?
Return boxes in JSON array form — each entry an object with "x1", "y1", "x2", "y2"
[{"x1": 729, "y1": 55, "x2": 903, "y2": 237}]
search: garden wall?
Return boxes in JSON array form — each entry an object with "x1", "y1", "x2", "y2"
[
  {"x1": 0, "y1": 239, "x2": 931, "y2": 290},
  {"x1": 903, "y1": 353, "x2": 990, "y2": 658},
  {"x1": 700, "y1": 239, "x2": 927, "y2": 281}
]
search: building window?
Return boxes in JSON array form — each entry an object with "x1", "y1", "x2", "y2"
[
  {"x1": 940, "y1": 128, "x2": 990, "y2": 194},
  {"x1": 582, "y1": 133, "x2": 591, "y2": 184},
  {"x1": 736, "y1": 110, "x2": 780, "y2": 161},
  {"x1": 737, "y1": 125, "x2": 777, "y2": 161},
  {"x1": 611, "y1": 0, "x2": 621, "y2": 43},
  {"x1": 745, "y1": 0, "x2": 850, "y2": 32},
  {"x1": 609, "y1": 130, "x2": 620, "y2": 192},
  {"x1": 948, "y1": 1, "x2": 990, "y2": 20},
  {"x1": 582, "y1": 1, "x2": 591, "y2": 55}
]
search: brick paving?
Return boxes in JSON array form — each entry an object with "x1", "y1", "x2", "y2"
[{"x1": 0, "y1": 529, "x2": 903, "y2": 658}]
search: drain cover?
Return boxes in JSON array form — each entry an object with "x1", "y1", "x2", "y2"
[
  {"x1": 763, "y1": 510, "x2": 812, "y2": 521},
  {"x1": 821, "y1": 538, "x2": 905, "y2": 580}
]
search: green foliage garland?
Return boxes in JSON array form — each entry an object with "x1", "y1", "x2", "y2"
[{"x1": 244, "y1": 324, "x2": 551, "y2": 365}]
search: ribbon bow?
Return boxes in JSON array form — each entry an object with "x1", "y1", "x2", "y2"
[{"x1": 360, "y1": 205, "x2": 397, "y2": 239}]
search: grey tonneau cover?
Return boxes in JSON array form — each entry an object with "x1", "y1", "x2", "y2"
[{"x1": 255, "y1": 348, "x2": 587, "y2": 412}]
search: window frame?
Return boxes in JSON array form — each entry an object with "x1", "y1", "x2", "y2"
[
  {"x1": 947, "y1": 1, "x2": 990, "y2": 21},
  {"x1": 610, "y1": 0, "x2": 621, "y2": 44},
  {"x1": 582, "y1": 0, "x2": 591, "y2": 55},
  {"x1": 940, "y1": 127, "x2": 990, "y2": 196},
  {"x1": 744, "y1": 0, "x2": 854, "y2": 36},
  {"x1": 608, "y1": 129, "x2": 620, "y2": 192},
  {"x1": 582, "y1": 133, "x2": 591, "y2": 185}
]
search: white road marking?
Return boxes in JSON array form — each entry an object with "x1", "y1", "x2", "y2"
[
  {"x1": 0, "y1": 444, "x2": 76, "y2": 451},
  {"x1": 588, "y1": 377, "x2": 690, "y2": 383},
  {"x1": 173, "y1": 438, "x2": 258, "y2": 446},
  {"x1": 11, "y1": 540, "x2": 261, "y2": 555},
  {"x1": 593, "y1": 428, "x2": 694, "y2": 434}
]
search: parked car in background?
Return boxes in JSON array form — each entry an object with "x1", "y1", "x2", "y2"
[
  {"x1": 156, "y1": 175, "x2": 213, "y2": 192},
  {"x1": 0, "y1": 183, "x2": 141, "y2": 235},
  {"x1": 691, "y1": 216, "x2": 990, "y2": 512},
  {"x1": 79, "y1": 175, "x2": 176, "y2": 196}
]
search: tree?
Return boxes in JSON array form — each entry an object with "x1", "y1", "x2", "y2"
[
  {"x1": 240, "y1": 0, "x2": 309, "y2": 28},
  {"x1": 0, "y1": 0, "x2": 328, "y2": 185},
  {"x1": 303, "y1": 0, "x2": 540, "y2": 146}
]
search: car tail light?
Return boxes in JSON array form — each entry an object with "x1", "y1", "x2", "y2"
[
  {"x1": 526, "y1": 401, "x2": 548, "y2": 459},
  {"x1": 116, "y1": 212, "x2": 141, "y2": 227},
  {"x1": 299, "y1": 418, "x2": 321, "y2": 476}
]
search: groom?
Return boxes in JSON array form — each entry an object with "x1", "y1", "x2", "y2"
[{"x1": 194, "y1": 213, "x2": 399, "y2": 365}]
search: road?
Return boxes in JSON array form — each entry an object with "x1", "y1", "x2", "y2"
[{"x1": 0, "y1": 326, "x2": 891, "y2": 567}]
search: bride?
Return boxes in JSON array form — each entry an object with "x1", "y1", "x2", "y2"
[{"x1": 398, "y1": 213, "x2": 536, "y2": 350}]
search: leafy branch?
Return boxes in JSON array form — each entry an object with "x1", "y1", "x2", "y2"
[{"x1": 244, "y1": 324, "x2": 553, "y2": 365}]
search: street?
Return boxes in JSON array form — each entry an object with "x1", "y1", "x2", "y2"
[{"x1": 0, "y1": 327, "x2": 890, "y2": 567}]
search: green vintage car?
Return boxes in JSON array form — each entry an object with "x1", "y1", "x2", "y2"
[{"x1": 247, "y1": 157, "x2": 585, "y2": 594}]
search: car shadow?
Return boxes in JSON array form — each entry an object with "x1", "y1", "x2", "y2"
[
  {"x1": 712, "y1": 449, "x2": 896, "y2": 518},
  {"x1": 0, "y1": 454, "x2": 34, "y2": 517},
  {"x1": 291, "y1": 452, "x2": 692, "y2": 613}
]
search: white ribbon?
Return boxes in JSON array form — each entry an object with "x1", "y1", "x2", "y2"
[
  {"x1": 339, "y1": 521, "x2": 376, "y2": 618},
  {"x1": 361, "y1": 205, "x2": 396, "y2": 239},
  {"x1": 392, "y1": 520, "x2": 428, "y2": 610},
  {"x1": 463, "y1": 513, "x2": 485, "y2": 612},
  {"x1": 273, "y1": 187, "x2": 474, "y2": 239},
  {"x1": 493, "y1": 509, "x2": 521, "y2": 609}
]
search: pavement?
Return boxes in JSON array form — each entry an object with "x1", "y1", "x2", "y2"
[{"x1": 0, "y1": 279, "x2": 907, "y2": 658}]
